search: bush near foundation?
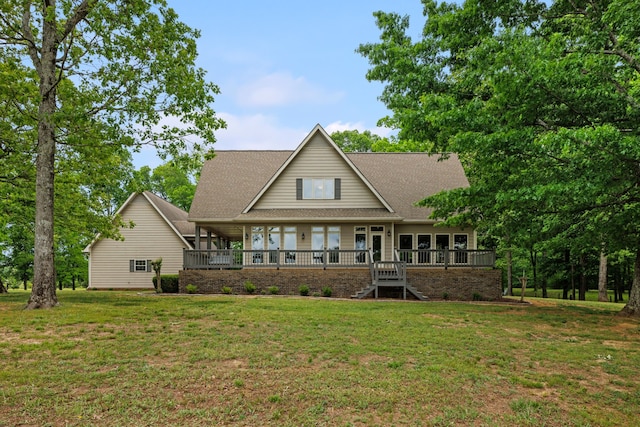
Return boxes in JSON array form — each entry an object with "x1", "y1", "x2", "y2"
[{"x1": 153, "y1": 275, "x2": 179, "y2": 293}]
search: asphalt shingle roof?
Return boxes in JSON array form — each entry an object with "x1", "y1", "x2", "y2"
[{"x1": 188, "y1": 151, "x2": 468, "y2": 222}]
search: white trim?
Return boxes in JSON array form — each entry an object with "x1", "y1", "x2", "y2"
[{"x1": 242, "y1": 124, "x2": 394, "y2": 213}]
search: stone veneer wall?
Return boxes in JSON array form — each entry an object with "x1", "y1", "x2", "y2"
[{"x1": 179, "y1": 268, "x2": 502, "y2": 301}]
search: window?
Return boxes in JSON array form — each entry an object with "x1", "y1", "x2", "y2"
[
  {"x1": 129, "y1": 259, "x2": 151, "y2": 272},
  {"x1": 435, "y1": 234, "x2": 450, "y2": 263},
  {"x1": 417, "y1": 234, "x2": 431, "y2": 264},
  {"x1": 312, "y1": 226, "x2": 324, "y2": 263},
  {"x1": 327, "y1": 226, "x2": 340, "y2": 263},
  {"x1": 355, "y1": 226, "x2": 367, "y2": 263},
  {"x1": 252, "y1": 226, "x2": 264, "y2": 264},
  {"x1": 284, "y1": 227, "x2": 296, "y2": 263},
  {"x1": 297, "y1": 178, "x2": 341, "y2": 199},
  {"x1": 399, "y1": 234, "x2": 413, "y2": 263},
  {"x1": 268, "y1": 226, "x2": 280, "y2": 264},
  {"x1": 454, "y1": 234, "x2": 468, "y2": 264}
]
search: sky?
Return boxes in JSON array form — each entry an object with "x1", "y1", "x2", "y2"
[{"x1": 132, "y1": 0, "x2": 427, "y2": 168}]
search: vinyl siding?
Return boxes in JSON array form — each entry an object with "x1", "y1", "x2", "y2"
[
  {"x1": 253, "y1": 134, "x2": 384, "y2": 209},
  {"x1": 87, "y1": 194, "x2": 189, "y2": 289}
]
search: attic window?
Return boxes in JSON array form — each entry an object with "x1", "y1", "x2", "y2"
[{"x1": 297, "y1": 178, "x2": 341, "y2": 200}]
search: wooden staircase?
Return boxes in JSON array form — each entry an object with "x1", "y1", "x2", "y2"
[
  {"x1": 352, "y1": 250, "x2": 428, "y2": 301},
  {"x1": 352, "y1": 283, "x2": 427, "y2": 301}
]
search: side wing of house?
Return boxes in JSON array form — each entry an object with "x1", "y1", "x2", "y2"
[{"x1": 87, "y1": 193, "x2": 191, "y2": 289}]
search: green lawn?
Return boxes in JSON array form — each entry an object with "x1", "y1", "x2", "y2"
[
  {"x1": 511, "y1": 288, "x2": 628, "y2": 303},
  {"x1": 1, "y1": 290, "x2": 639, "y2": 426}
]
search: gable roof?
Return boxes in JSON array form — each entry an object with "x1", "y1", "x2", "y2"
[
  {"x1": 189, "y1": 127, "x2": 469, "y2": 223},
  {"x1": 84, "y1": 191, "x2": 195, "y2": 252},
  {"x1": 243, "y1": 124, "x2": 393, "y2": 213}
]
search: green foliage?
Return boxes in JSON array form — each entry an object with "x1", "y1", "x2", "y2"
[
  {"x1": 185, "y1": 284, "x2": 198, "y2": 294},
  {"x1": 221, "y1": 286, "x2": 233, "y2": 295},
  {"x1": 152, "y1": 275, "x2": 179, "y2": 294},
  {"x1": 298, "y1": 285, "x2": 310, "y2": 296},
  {"x1": 244, "y1": 281, "x2": 256, "y2": 294},
  {"x1": 321, "y1": 287, "x2": 332, "y2": 298},
  {"x1": 1, "y1": 0, "x2": 225, "y2": 308},
  {"x1": 267, "y1": 286, "x2": 279, "y2": 295},
  {"x1": 359, "y1": 0, "x2": 640, "y2": 313}
]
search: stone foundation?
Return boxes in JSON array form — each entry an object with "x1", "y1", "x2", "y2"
[{"x1": 179, "y1": 268, "x2": 502, "y2": 301}]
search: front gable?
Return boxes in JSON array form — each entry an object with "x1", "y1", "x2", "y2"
[{"x1": 245, "y1": 125, "x2": 392, "y2": 212}]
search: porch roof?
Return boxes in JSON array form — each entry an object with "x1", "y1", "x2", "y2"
[{"x1": 227, "y1": 208, "x2": 402, "y2": 221}]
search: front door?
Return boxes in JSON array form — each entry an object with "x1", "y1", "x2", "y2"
[{"x1": 371, "y1": 227, "x2": 385, "y2": 261}]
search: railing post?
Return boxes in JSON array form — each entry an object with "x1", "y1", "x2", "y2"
[
  {"x1": 444, "y1": 247, "x2": 449, "y2": 270},
  {"x1": 276, "y1": 247, "x2": 280, "y2": 270},
  {"x1": 323, "y1": 247, "x2": 327, "y2": 270}
]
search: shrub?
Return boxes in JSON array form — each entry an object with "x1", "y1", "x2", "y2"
[
  {"x1": 321, "y1": 286, "x2": 332, "y2": 297},
  {"x1": 472, "y1": 292, "x2": 482, "y2": 301},
  {"x1": 221, "y1": 286, "x2": 233, "y2": 294},
  {"x1": 268, "y1": 286, "x2": 279, "y2": 295},
  {"x1": 244, "y1": 281, "x2": 256, "y2": 294},
  {"x1": 152, "y1": 275, "x2": 179, "y2": 293},
  {"x1": 299, "y1": 285, "x2": 310, "y2": 296},
  {"x1": 185, "y1": 284, "x2": 198, "y2": 294},
  {"x1": 442, "y1": 292, "x2": 449, "y2": 300}
]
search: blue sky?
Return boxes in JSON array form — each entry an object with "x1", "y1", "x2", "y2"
[{"x1": 133, "y1": 0, "x2": 426, "y2": 167}]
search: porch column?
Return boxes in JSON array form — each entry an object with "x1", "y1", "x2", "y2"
[
  {"x1": 195, "y1": 225, "x2": 200, "y2": 250},
  {"x1": 207, "y1": 231, "x2": 212, "y2": 250}
]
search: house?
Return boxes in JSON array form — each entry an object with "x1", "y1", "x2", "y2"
[
  {"x1": 84, "y1": 191, "x2": 204, "y2": 289},
  {"x1": 182, "y1": 125, "x2": 500, "y2": 300}
]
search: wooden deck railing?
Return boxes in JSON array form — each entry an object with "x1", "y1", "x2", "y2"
[
  {"x1": 395, "y1": 248, "x2": 495, "y2": 269},
  {"x1": 183, "y1": 248, "x2": 495, "y2": 270},
  {"x1": 183, "y1": 248, "x2": 371, "y2": 270}
]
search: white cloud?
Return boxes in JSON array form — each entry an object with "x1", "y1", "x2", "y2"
[
  {"x1": 214, "y1": 112, "x2": 308, "y2": 150},
  {"x1": 235, "y1": 72, "x2": 344, "y2": 107}
]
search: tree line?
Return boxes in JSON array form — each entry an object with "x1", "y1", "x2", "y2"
[{"x1": 357, "y1": 0, "x2": 640, "y2": 315}]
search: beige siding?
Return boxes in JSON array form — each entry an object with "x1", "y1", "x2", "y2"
[
  {"x1": 88, "y1": 195, "x2": 189, "y2": 289},
  {"x1": 253, "y1": 134, "x2": 384, "y2": 209}
]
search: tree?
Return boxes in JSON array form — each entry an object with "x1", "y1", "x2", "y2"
[
  {"x1": 359, "y1": 0, "x2": 640, "y2": 314},
  {"x1": 1, "y1": 1, "x2": 224, "y2": 308},
  {"x1": 150, "y1": 258, "x2": 162, "y2": 294}
]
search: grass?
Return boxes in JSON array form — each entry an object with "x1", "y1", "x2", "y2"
[
  {"x1": 1, "y1": 290, "x2": 639, "y2": 426},
  {"x1": 511, "y1": 288, "x2": 628, "y2": 303}
]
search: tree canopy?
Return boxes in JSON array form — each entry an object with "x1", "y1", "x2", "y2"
[
  {"x1": 359, "y1": 0, "x2": 640, "y2": 314},
  {"x1": 0, "y1": 0, "x2": 224, "y2": 308}
]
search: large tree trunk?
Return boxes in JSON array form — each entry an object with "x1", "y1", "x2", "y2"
[
  {"x1": 579, "y1": 253, "x2": 587, "y2": 301},
  {"x1": 26, "y1": 2, "x2": 59, "y2": 309},
  {"x1": 598, "y1": 250, "x2": 608, "y2": 302},
  {"x1": 620, "y1": 251, "x2": 640, "y2": 316},
  {"x1": 506, "y1": 250, "x2": 513, "y2": 296}
]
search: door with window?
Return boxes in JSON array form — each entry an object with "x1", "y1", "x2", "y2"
[
  {"x1": 354, "y1": 226, "x2": 367, "y2": 263},
  {"x1": 371, "y1": 226, "x2": 385, "y2": 261}
]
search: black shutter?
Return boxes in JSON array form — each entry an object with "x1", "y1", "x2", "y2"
[
  {"x1": 129, "y1": 260, "x2": 134, "y2": 272},
  {"x1": 147, "y1": 260, "x2": 152, "y2": 272},
  {"x1": 296, "y1": 178, "x2": 303, "y2": 200},
  {"x1": 334, "y1": 178, "x2": 341, "y2": 200}
]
